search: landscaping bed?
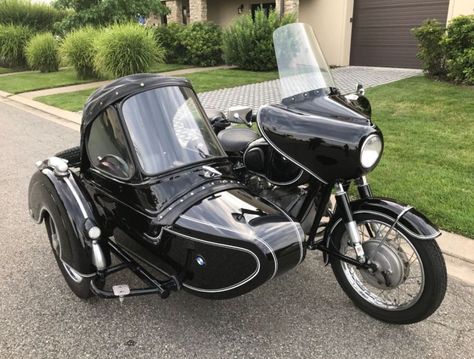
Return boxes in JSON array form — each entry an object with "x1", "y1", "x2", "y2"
[{"x1": 35, "y1": 68, "x2": 279, "y2": 112}]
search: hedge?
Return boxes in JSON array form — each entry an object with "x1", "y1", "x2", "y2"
[
  {"x1": 0, "y1": 0, "x2": 66, "y2": 33},
  {"x1": 61, "y1": 27, "x2": 99, "y2": 79},
  {"x1": 0, "y1": 24, "x2": 32, "y2": 68},
  {"x1": 413, "y1": 15, "x2": 474, "y2": 84},
  {"x1": 25, "y1": 33, "x2": 60, "y2": 72},
  {"x1": 222, "y1": 8, "x2": 296, "y2": 71},
  {"x1": 94, "y1": 23, "x2": 165, "y2": 78}
]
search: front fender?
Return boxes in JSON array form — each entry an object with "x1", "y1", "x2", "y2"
[
  {"x1": 28, "y1": 168, "x2": 100, "y2": 272},
  {"x1": 325, "y1": 197, "x2": 441, "y2": 244}
]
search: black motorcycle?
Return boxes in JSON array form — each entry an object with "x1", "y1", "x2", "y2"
[{"x1": 29, "y1": 23, "x2": 446, "y2": 324}]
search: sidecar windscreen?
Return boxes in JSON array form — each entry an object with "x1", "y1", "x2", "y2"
[{"x1": 121, "y1": 86, "x2": 225, "y2": 175}]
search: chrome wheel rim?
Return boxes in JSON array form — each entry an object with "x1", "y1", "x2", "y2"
[
  {"x1": 47, "y1": 216, "x2": 83, "y2": 284},
  {"x1": 340, "y1": 220, "x2": 425, "y2": 311}
]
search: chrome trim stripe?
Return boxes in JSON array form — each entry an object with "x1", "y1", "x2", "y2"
[
  {"x1": 63, "y1": 175, "x2": 89, "y2": 219},
  {"x1": 164, "y1": 228, "x2": 261, "y2": 293},
  {"x1": 178, "y1": 215, "x2": 278, "y2": 279},
  {"x1": 256, "y1": 105, "x2": 328, "y2": 185}
]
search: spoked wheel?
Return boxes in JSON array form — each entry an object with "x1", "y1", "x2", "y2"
[
  {"x1": 330, "y1": 212, "x2": 447, "y2": 324},
  {"x1": 44, "y1": 212, "x2": 95, "y2": 299}
]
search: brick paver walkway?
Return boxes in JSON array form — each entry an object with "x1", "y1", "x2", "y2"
[{"x1": 199, "y1": 66, "x2": 421, "y2": 111}]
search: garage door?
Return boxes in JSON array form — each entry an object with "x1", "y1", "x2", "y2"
[{"x1": 350, "y1": 0, "x2": 449, "y2": 68}]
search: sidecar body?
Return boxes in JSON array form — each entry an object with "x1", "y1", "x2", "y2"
[{"x1": 29, "y1": 74, "x2": 305, "y2": 299}]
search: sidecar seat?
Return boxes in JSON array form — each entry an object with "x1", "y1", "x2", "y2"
[{"x1": 217, "y1": 128, "x2": 260, "y2": 153}]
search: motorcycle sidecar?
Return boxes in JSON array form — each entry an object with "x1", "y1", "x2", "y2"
[{"x1": 29, "y1": 74, "x2": 305, "y2": 300}]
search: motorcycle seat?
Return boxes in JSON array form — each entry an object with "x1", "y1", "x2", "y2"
[{"x1": 217, "y1": 128, "x2": 260, "y2": 153}]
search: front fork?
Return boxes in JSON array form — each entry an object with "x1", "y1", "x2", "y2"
[
  {"x1": 334, "y1": 176, "x2": 375, "y2": 263},
  {"x1": 335, "y1": 182, "x2": 367, "y2": 263}
]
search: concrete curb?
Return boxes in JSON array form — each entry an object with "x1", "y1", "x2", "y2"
[{"x1": 9, "y1": 95, "x2": 81, "y2": 124}]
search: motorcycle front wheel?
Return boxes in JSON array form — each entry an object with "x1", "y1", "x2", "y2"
[{"x1": 330, "y1": 212, "x2": 447, "y2": 324}]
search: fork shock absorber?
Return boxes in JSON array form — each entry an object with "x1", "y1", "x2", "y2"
[
  {"x1": 356, "y1": 175, "x2": 373, "y2": 199},
  {"x1": 335, "y1": 182, "x2": 366, "y2": 263}
]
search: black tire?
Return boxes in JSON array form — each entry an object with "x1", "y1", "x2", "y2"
[
  {"x1": 330, "y1": 212, "x2": 447, "y2": 324},
  {"x1": 44, "y1": 210, "x2": 94, "y2": 299},
  {"x1": 55, "y1": 146, "x2": 81, "y2": 167}
]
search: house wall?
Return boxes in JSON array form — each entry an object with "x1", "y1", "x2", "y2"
[
  {"x1": 299, "y1": 0, "x2": 353, "y2": 66},
  {"x1": 447, "y1": 0, "x2": 474, "y2": 21},
  {"x1": 207, "y1": 0, "x2": 278, "y2": 26}
]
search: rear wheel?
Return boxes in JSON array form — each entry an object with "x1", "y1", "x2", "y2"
[
  {"x1": 44, "y1": 211, "x2": 95, "y2": 299},
  {"x1": 330, "y1": 212, "x2": 447, "y2": 324}
]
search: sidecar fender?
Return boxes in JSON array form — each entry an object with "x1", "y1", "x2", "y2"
[
  {"x1": 325, "y1": 197, "x2": 441, "y2": 243},
  {"x1": 28, "y1": 168, "x2": 100, "y2": 273}
]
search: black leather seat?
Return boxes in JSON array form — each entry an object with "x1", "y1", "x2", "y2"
[{"x1": 217, "y1": 128, "x2": 260, "y2": 153}]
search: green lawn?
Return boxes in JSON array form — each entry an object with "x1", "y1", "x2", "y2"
[
  {"x1": 36, "y1": 68, "x2": 279, "y2": 112},
  {"x1": 0, "y1": 68, "x2": 94, "y2": 94},
  {"x1": 366, "y1": 76, "x2": 474, "y2": 238},
  {"x1": 0, "y1": 63, "x2": 191, "y2": 94},
  {"x1": 0, "y1": 66, "x2": 15, "y2": 74}
]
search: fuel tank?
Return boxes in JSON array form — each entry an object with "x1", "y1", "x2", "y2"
[
  {"x1": 113, "y1": 187, "x2": 305, "y2": 299},
  {"x1": 257, "y1": 94, "x2": 382, "y2": 184}
]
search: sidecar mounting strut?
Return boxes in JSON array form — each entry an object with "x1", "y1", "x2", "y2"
[
  {"x1": 90, "y1": 240, "x2": 179, "y2": 299},
  {"x1": 308, "y1": 241, "x2": 371, "y2": 269}
]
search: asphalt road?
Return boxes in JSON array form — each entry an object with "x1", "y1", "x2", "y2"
[{"x1": 0, "y1": 98, "x2": 473, "y2": 359}]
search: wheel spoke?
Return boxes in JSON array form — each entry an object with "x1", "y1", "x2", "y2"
[{"x1": 339, "y1": 219, "x2": 425, "y2": 311}]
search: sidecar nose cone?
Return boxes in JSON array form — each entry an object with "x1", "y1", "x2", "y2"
[{"x1": 173, "y1": 189, "x2": 305, "y2": 298}]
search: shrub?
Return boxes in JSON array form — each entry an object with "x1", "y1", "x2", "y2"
[
  {"x1": 25, "y1": 33, "x2": 60, "y2": 72},
  {"x1": 443, "y1": 15, "x2": 474, "y2": 84},
  {"x1": 413, "y1": 15, "x2": 474, "y2": 84},
  {"x1": 0, "y1": 24, "x2": 32, "y2": 68},
  {"x1": 154, "y1": 23, "x2": 186, "y2": 63},
  {"x1": 61, "y1": 27, "x2": 99, "y2": 79},
  {"x1": 94, "y1": 23, "x2": 164, "y2": 78},
  {"x1": 412, "y1": 19, "x2": 446, "y2": 77},
  {"x1": 179, "y1": 22, "x2": 223, "y2": 67},
  {"x1": 222, "y1": 8, "x2": 296, "y2": 71},
  {"x1": 0, "y1": 0, "x2": 66, "y2": 33}
]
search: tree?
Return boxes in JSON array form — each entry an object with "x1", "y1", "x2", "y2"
[{"x1": 53, "y1": 0, "x2": 169, "y2": 34}]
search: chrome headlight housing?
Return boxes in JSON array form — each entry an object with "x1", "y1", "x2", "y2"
[{"x1": 360, "y1": 134, "x2": 383, "y2": 169}]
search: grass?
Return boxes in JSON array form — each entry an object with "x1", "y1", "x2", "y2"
[
  {"x1": 0, "y1": 63, "x2": 191, "y2": 94},
  {"x1": 0, "y1": 66, "x2": 16, "y2": 74},
  {"x1": 366, "y1": 76, "x2": 474, "y2": 238},
  {"x1": 186, "y1": 68, "x2": 278, "y2": 93},
  {"x1": 0, "y1": 68, "x2": 93, "y2": 93},
  {"x1": 36, "y1": 68, "x2": 279, "y2": 112}
]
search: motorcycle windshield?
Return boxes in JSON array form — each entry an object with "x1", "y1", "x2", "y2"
[
  {"x1": 122, "y1": 86, "x2": 225, "y2": 176},
  {"x1": 273, "y1": 23, "x2": 335, "y2": 100}
]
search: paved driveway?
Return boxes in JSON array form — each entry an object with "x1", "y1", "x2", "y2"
[
  {"x1": 1, "y1": 98, "x2": 472, "y2": 359},
  {"x1": 199, "y1": 66, "x2": 421, "y2": 111}
]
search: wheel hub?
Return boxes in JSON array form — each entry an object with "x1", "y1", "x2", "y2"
[{"x1": 359, "y1": 240, "x2": 405, "y2": 289}]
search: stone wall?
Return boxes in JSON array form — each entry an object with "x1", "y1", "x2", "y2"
[
  {"x1": 166, "y1": 0, "x2": 183, "y2": 23},
  {"x1": 275, "y1": 0, "x2": 299, "y2": 18},
  {"x1": 189, "y1": 0, "x2": 207, "y2": 23}
]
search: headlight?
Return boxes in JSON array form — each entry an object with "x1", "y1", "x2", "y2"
[{"x1": 360, "y1": 134, "x2": 382, "y2": 169}]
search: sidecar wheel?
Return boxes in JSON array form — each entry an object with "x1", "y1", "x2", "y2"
[
  {"x1": 44, "y1": 211, "x2": 95, "y2": 299},
  {"x1": 329, "y1": 212, "x2": 447, "y2": 324}
]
